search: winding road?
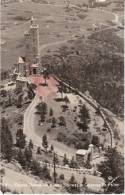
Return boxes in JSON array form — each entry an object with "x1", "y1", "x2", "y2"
[
  {"x1": 22, "y1": 1, "x2": 120, "y2": 191},
  {"x1": 24, "y1": 1, "x2": 117, "y2": 150}
]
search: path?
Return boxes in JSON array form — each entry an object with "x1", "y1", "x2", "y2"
[{"x1": 24, "y1": 76, "x2": 77, "y2": 158}]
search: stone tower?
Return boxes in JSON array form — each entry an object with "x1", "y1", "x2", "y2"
[
  {"x1": 88, "y1": 144, "x2": 94, "y2": 162},
  {"x1": 24, "y1": 19, "x2": 40, "y2": 65}
]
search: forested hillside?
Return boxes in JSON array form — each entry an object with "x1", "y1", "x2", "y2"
[{"x1": 41, "y1": 30, "x2": 124, "y2": 117}]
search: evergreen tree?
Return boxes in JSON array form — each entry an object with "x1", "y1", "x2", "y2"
[
  {"x1": 43, "y1": 69, "x2": 49, "y2": 85},
  {"x1": 42, "y1": 134, "x2": 48, "y2": 152},
  {"x1": 49, "y1": 108, "x2": 54, "y2": 116},
  {"x1": 8, "y1": 94, "x2": 12, "y2": 106},
  {"x1": 1, "y1": 117, "x2": 13, "y2": 162},
  {"x1": 82, "y1": 176, "x2": 87, "y2": 191},
  {"x1": 24, "y1": 147, "x2": 32, "y2": 162},
  {"x1": 51, "y1": 117, "x2": 56, "y2": 128},
  {"x1": 59, "y1": 116, "x2": 66, "y2": 127},
  {"x1": 41, "y1": 112, "x2": 46, "y2": 122},
  {"x1": 37, "y1": 147, "x2": 41, "y2": 154},
  {"x1": 63, "y1": 154, "x2": 69, "y2": 165},
  {"x1": 16, "y1": 129, "x2": 26, "y2": 149},
  {"x1": 41, "y1": 165, "x2": 51, "y2": 180},
  {"x1": 80, "y1": 105, "x2": 90, "y2": 123},
  {"x1": 54, "y1": 153, "x2": 59, "y2": 164},
  {"x1": 68, "y1": 174, "x2": 80, "y2": 193},
  {"x1": 28, "y1": 139, "x2": 33, "y2": 149},
  {"x1": 36, "y1": 102, "x2": 47, "y2": 116},
  {"x1": 59, "y1": 174, "x2": 65, "y2": 181},
  {"x1": 69, "y1": 156, "x2": 78, "y2": 168},
  {"x1": 30, "y1": 160, "x2": 42, "y2": 176},
  {"x1": 17, "y1": 149, "x2": 26, "y2": 168},
  {"x1": 98, "y1": 147, "x2": 124, "y2": 193},
  {"x1": 50, "y1": 145, "x2": 54, "y2": 152},
  {"x1": 16, "y1": 94, "x2": 23, "y2": 108}
]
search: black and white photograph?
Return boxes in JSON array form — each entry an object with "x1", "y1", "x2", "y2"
[{"x1": 0, "y1": 0, "x2": 124, "y2": 194}]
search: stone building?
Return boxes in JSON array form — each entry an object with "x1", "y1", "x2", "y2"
[{"x1": 76, "y1": 144, "x2": 94, "y2": 166}]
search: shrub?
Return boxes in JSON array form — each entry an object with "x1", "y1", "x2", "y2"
[
  {"x1": 41, "y1": 165, "x2": 51, "y2": 180},
  {"x1": 57, "y1": 132, "x2": 67, "y2": 142},
  {"x1": 91, "y1": 135, "x2": 100, "y2": 147},
  {"x1": 30, "y1": 160, "x2": 42, "y2": 176},
  {"x1": 59, "y1": 174, "x2": 65, "y2": 180},
  {"x1": 37, "y1": 147, "x2": 41, "y2": 154},
  {"x1": 58, "y1": 116, "x2": 66, "y2": 127}
]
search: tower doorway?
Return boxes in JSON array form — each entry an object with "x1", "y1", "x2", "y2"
[{"x1": 33, "y1": 68, "x2": 37, "y2": 74}]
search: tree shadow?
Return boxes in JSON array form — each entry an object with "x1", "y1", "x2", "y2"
[
  {"x1": 39, "y1": 83, "x2": 48, "y2": 87},
  {"x1": 54, "y1": 97, "x2": 64, "y2": 102}
]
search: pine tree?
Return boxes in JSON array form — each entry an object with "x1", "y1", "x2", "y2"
[
  {"x1": 24, "y1": 147, "x2": 32, "y2": 162},
  {"x1": 30, "y1": 160, "x2": 42, "y2": 176},
  {"x1": 36, "y1": 102, "x2": 47, "y2": 116},
  {"x1": 41, "y1": 112, "x2": 46, "y2": 122},
  {"x1": 1, "y1": 117, "x2": 13, "y2": 162},
  {"x1": 80, "y1": 105, "x2": 90, "y2": 123},
  {"x1": 8, "y1": 94, "x2": 12, "y2": 106},
  {"x1": 69, "y1": 174, "x2": 76, "y2": 185},
  {"x1": 98, "y1": 148, "x2": 124, "y2": 193},
  {"x1": 59, "y1": 116, "x2": 66, "y2": 127},
  {"x1": 51, "y1": 117, "x2": 56, "y2": 128},
  {"x1": 82, "y1": 177, "x2": 87, "y2": 190},
  {"x1": 54, "y1": 154, "x2": 59, "y2": 164},
  {"x1": 17, "y1": 149, "x2": 26, "y2": 168},
  {"x1": 63, "y1": 154, "x2": 69, "y2": 165},
  {"x1": 49, "y1": 108, "x2": 54, "y2": 116},
  {"x1": 59, "y1": 174, "x2": 65, "y2": 180},
  {"x1": 42, "y1": 134, "x2": 48, "y2": 152},
  {"x1": 16, "y1": 129, "x2": 26, "y2": 149},
  {"x1": 37, "y1": 147, "x2": 41, "y2": 154},
  {"x1": 69, "y1": 156, "x2": 77, "y2": 168},
  {"x1": 41, "y1": 165, "x2": 51, "y2": 180},
  {"x1": 43, "y1": 69, "x2": 49, "y2": 85},
  {"x1": 68, "y1": 174, "x2": 80, "y2": 193},
  {"x1": 50, "y1": 145, "x2": 54, "y2": 152},
  {"x1": 29, "y1": 139, "x2": 33, "y2": 149}
]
